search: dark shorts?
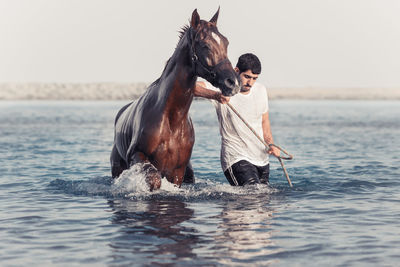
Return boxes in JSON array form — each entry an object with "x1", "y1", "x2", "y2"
[{"x1": 224, "y1": 160, "x2": 270, "y2": 186}]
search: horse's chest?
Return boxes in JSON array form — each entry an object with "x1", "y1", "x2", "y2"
[{"x1": 148, "y1": 121, "x2": 194, "y2": 168}]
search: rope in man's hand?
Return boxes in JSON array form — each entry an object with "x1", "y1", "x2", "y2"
[{"x1": 226, "y1": 102, "x2": 294, "y2": 187}]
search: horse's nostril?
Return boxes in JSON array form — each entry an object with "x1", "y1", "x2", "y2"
[{"x1": 224, "y1": 78, "x2": 235, "y2": 88}]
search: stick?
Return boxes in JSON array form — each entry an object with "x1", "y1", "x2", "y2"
[
  {"x1": 278, "y1": 157, "x2": 293, "y2": 187},
  {"x1": 226, "y1": 102, "x2": 293, "y2": 187}
]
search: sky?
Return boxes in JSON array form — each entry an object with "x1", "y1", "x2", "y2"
[{"x1": 1, "y1": 0, "x2": 400, "y2": 87}]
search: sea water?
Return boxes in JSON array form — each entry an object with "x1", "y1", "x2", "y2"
[{"x1": 0, "y1": 100, "x2": 399, "y2": 266}]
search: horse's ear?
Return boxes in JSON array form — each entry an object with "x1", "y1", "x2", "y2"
[
  {"x1": 209, "y1": 7, "x2": 220, "y2": 25},
  {"x1": 191, "y1": 9, "x2": 200, "y2": 29}
]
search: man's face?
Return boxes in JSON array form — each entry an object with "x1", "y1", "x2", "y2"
[{"x1": 236, "y1": 69, "x2": 259, "y2": 93}]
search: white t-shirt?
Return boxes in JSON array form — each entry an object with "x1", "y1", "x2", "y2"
[{"x1": 203, "y1": 81, "x2": 270, "y2": 171}]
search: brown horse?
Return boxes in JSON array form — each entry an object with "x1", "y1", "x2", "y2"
[{"x1": 110, "y1": 8, "x2": 240, "y2": 190}]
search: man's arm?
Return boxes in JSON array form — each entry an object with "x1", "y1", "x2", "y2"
[
  {"x1": 194, "y1": 82, "x2": 230, "y2": 104},
  {"x1": 262, "y1": 111, "x2": 280, "y2": 157}
]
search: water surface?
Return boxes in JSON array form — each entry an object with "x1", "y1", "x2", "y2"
[{"x1": 0, "y1": 100, "x2": 399, "y2": 266}]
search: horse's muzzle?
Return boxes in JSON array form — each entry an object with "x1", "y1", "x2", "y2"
[
  {"x1": 219, "y1": 72, "x2": 241, "y2": 96},
  {"x1": 222, "y1": 76, "x2": 240, "y2": 96}
]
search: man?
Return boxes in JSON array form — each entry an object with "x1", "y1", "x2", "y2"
[{"x1": 194, "y1": 53, "x2": 280, "y2": 186}]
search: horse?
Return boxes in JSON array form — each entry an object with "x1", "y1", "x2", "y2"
[{"x1": 110, "y1": 8, "x2": 241, "y2": 190}]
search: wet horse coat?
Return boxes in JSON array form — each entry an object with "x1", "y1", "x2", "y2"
[{"x1": 110, "y1": 9, "x2": 240, "y2": 190}]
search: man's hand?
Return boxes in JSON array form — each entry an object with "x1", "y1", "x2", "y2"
[
  {"x1": 267, "y1": 145, "x2": 281, "y2": 158},
  {"x1": 215, "y1": 92, "x2": 230, "y2": 104}
]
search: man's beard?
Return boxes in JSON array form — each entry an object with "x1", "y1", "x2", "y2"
[{"x1": 240, "y1": 85, "x2": 251, "y2": 92}]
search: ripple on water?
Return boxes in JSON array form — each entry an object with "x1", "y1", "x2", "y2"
[
  {"x1": 49, "y1": 172, "x2": 279, "y2": 203},
  {"x1": 2, "y1": 100, "x2": 400, "y2": 266}
]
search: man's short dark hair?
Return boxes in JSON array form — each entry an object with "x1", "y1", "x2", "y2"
[{"x1": 236, "y1": 53, "x2": 262, "y2": 74}]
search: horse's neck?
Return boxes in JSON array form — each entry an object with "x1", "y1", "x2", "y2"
[{"x1": 156, "y1": 40, "x2": 196, "y2": 122}]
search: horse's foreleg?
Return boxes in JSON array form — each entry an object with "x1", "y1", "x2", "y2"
[
  {"x1": 110, "y1": 144, "x2": 127, "y2": 178},
  {"x1": 130, "y1": 152, "x2": 161, "y2": 191},
  {"x1": 143, "y1": 163, "x2": 162, "y2": 191},
  {"x1": 183, "y1": 161, "x2": 195, "y2": 184}
]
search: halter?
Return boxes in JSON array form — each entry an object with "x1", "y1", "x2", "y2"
[{"x1": 188, "y1": 28, "x2": 230, "y2": 83}]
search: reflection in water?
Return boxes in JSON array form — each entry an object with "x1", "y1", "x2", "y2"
[
  {"x1": 106, "y1": 190, "x2": 283, "y2": 265},
  {"x1": 213, "y1": 195, "x2": 282, "y2": 265},
  {"x1": 108, "y1": 197, "x2": 198, "y2": 265}
]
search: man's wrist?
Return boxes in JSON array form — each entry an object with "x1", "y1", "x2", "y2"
[{"x1": 214, "y1": 92, "x2": 221, "y2": 101}]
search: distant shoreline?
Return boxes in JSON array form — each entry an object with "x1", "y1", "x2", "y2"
[{"x1": 1, "y1": 83, "x2": 399, "y2": 100}]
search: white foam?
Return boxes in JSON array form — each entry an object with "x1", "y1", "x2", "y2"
[
  {"x1": 181, "y1": 179, "x2": 278, "y2": 198},
  {"x1": 111, "y1": 164, "x2": 150, "y2": 195},
  {"x1": 110, "y1": 163, "x2": 191, "y2": 198},
  {"x1": 108, "y1": 163, "x2": 278, "y2": 199}
]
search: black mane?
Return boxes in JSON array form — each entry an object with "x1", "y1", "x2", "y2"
[
  {"x1": 178, "y1": 25, "x2": 190, "y2": 43},
  {"x1": 148, "y1": 25, "x2": 192, "y2": 89}
]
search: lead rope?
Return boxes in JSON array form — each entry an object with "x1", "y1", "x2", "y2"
[{"x1": 226, "y1": 102, "x2": 294, "y2": 187}]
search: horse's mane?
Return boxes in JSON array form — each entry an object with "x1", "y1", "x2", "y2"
[
  {"x1": 178, "y1": 25, "x2": 190, "y2": 42},
  {"x1": 148, "y1": 25, "x2": 191, "y2": 88}
]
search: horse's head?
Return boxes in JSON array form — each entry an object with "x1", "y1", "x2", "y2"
[{"x1": 189, "y1": 8, "x2": 241, "y2": 96}]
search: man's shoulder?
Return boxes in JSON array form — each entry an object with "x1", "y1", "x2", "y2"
[
  {"x1": 253, "y1": 82, "x2": 267, "y2": 91},
  {"x1": 252, "y1": 82, "x2": 268, "y2": 97}
]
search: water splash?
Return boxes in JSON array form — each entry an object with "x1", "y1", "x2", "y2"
[
  {"x1": 49, "y1": 163, "x2": 278, "y2": 200},
  {"x1": 111, "y1": 163, "x2": 150, "y2": 194}
]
